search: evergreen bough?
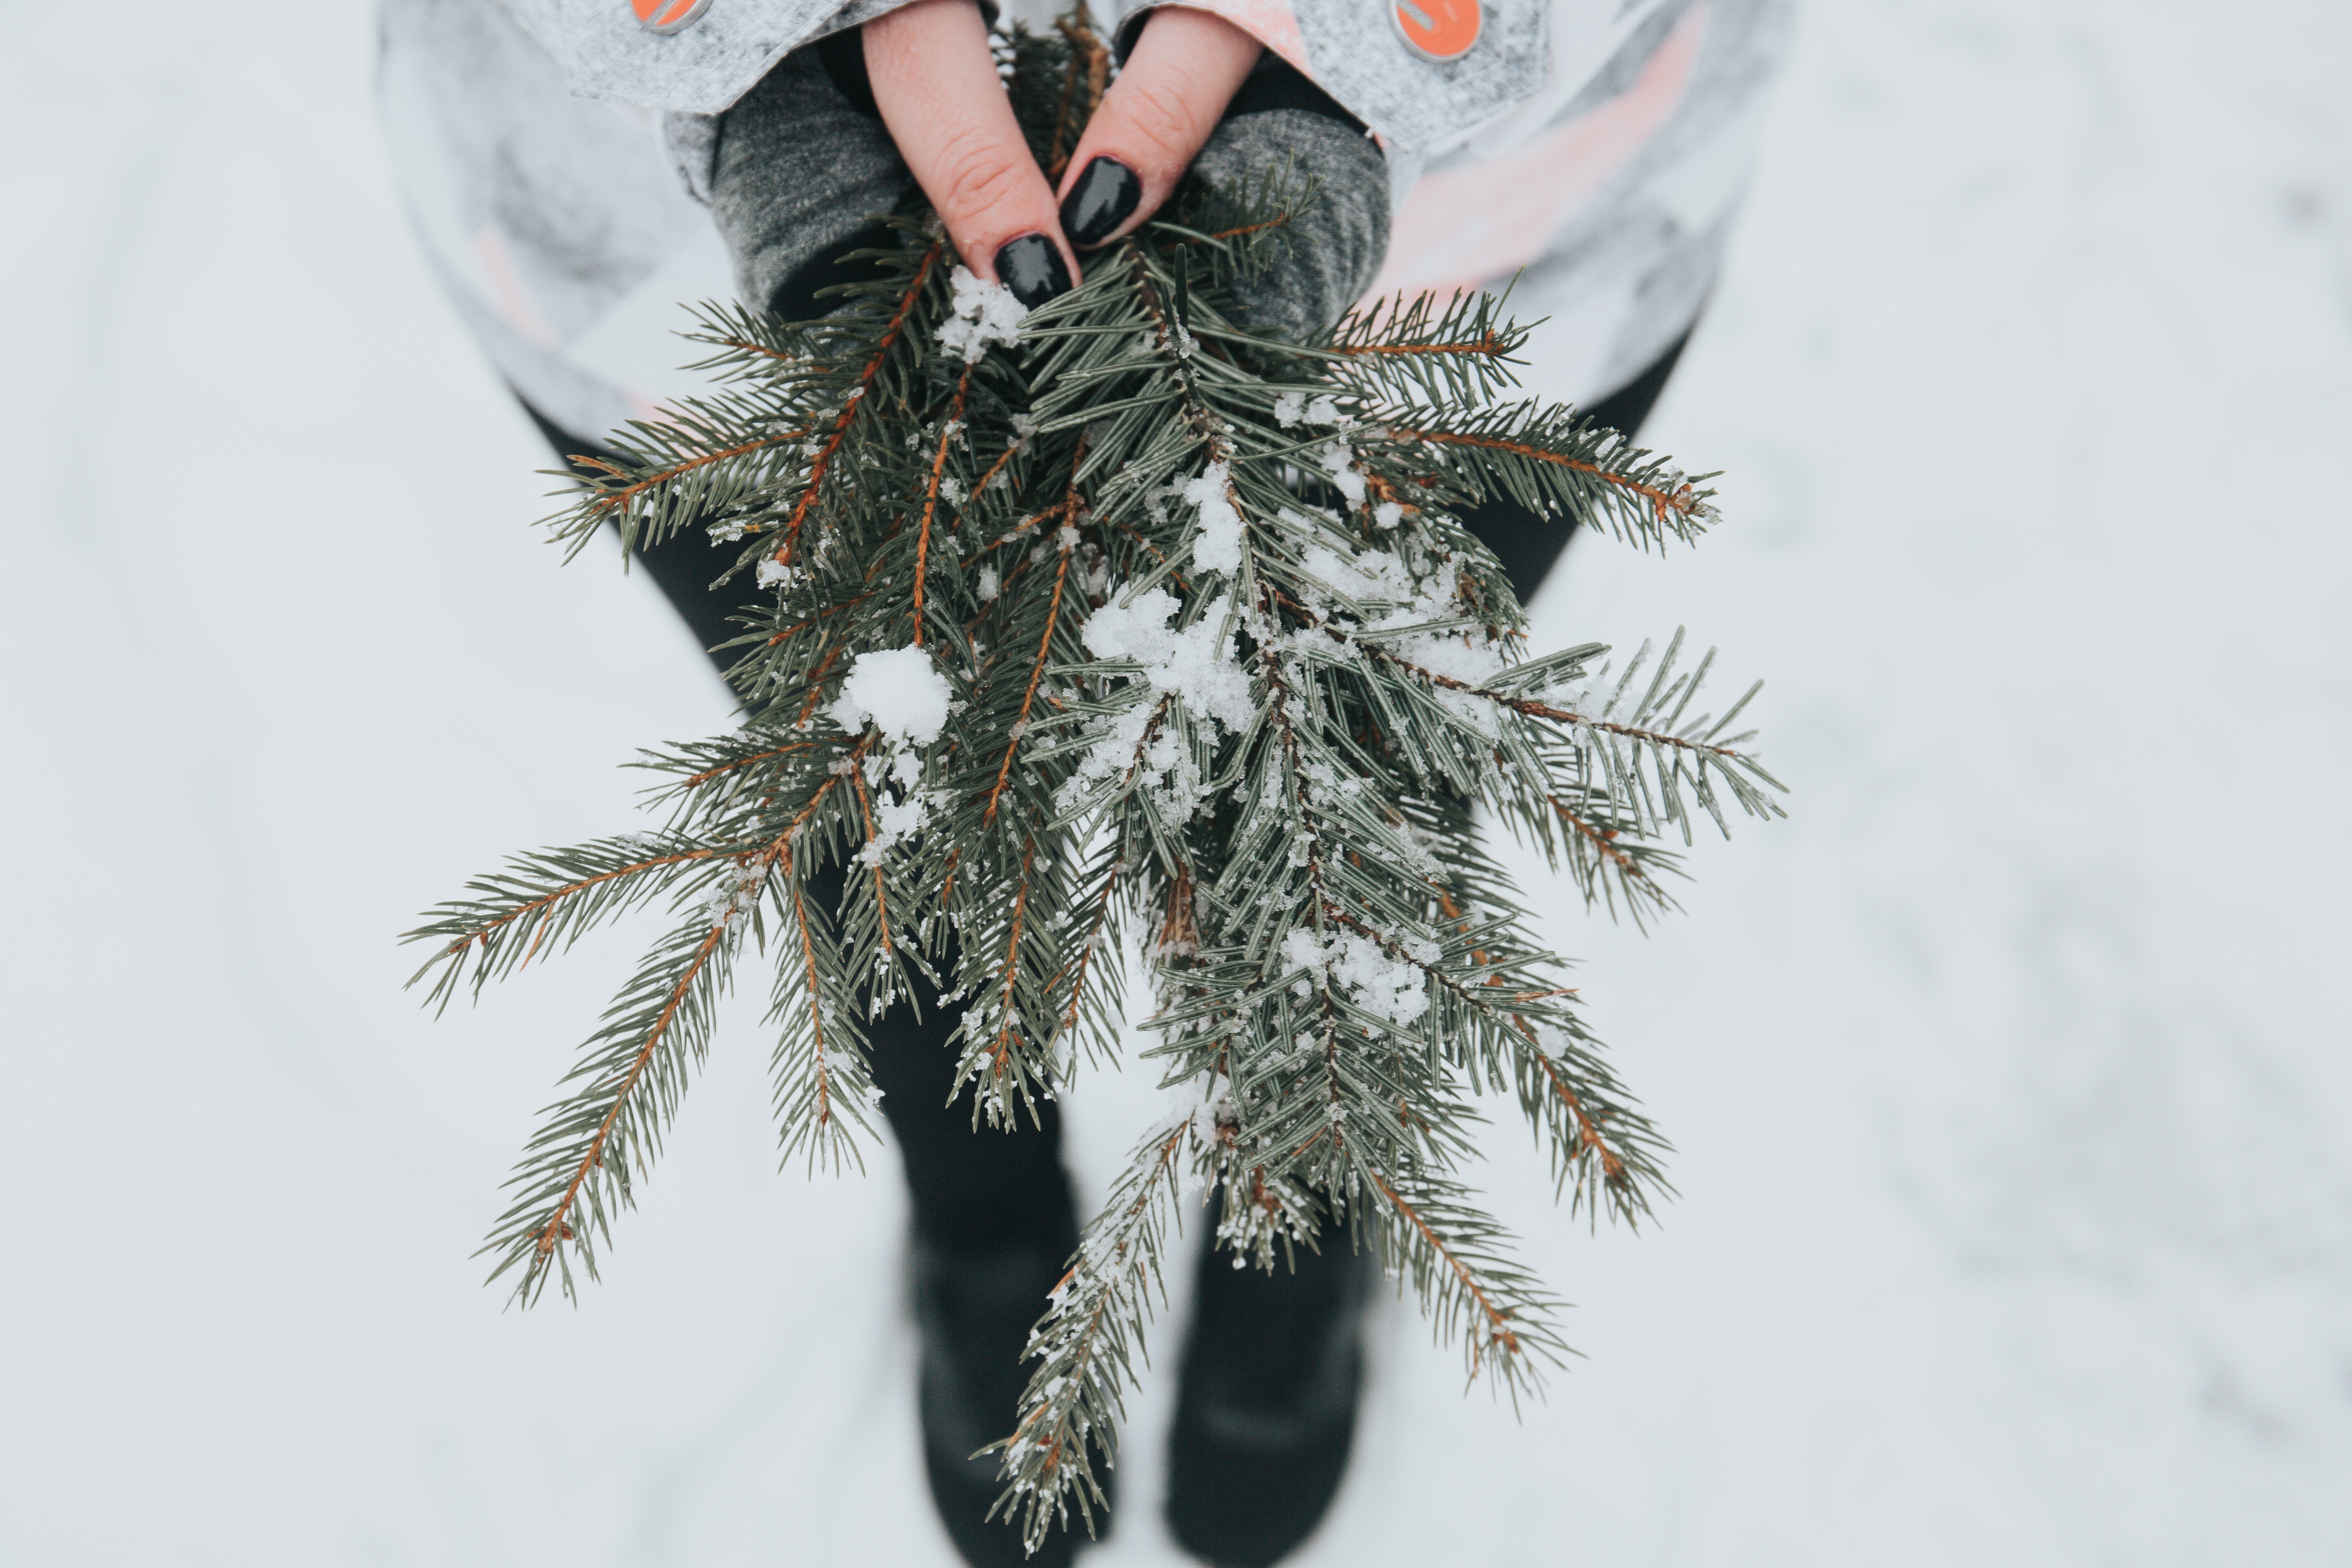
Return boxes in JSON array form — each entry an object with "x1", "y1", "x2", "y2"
[{"x1": 408, "y1": 17, "x2": 1785, "y2": 1552}]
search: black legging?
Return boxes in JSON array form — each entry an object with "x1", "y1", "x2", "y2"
[{"x1": 521, "y1": 328, "x2": 1688, "y2": 1250}]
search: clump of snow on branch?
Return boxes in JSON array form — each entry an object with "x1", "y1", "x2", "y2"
[
  {"x1": 1280, "y1": 924, "x2": 1436, "y2": 1026},
  {"x1": 827, "y1": 646, "x2": 953, "y2": 745},
  {"x1": 1317, "y1": 440, "x2": 1366, "y2": 505},
  {"x1": 1184, "y1": 461, "x2": 1245, "y2": 575},
  {"x1": 1078, "y1": 589, "x2": 1253, "y2": 730},
  {"x1": 935, "y1": 266, "x2": 1029, "y2": 363},
  {"x1": 1062, "y1": 589, "x2": 1255, "y2": 821},
  {"x1": 1272, "y1": 391, "x2": 1346, "y2": 429},
  {"x1": 705, "y1": 859, "x2": 771, "y2": 930},
  {"x1": 1290, "y1": 536, "x2": 1515, "y2": 735},
  {"x1": 1298, "y1": 541, "x2": 1502, "y2": 677}
]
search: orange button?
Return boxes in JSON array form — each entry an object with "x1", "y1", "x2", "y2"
[
  {"x1": 634, "y1": 0, "x2": 710, "y2": 33},
  {"x1": 1392, "y1": 0, "x2": 1480, "y2": 60}
]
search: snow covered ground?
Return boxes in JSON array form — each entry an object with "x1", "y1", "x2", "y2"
[{"x1": 4, "y1": 1, "x2": 2348, "y2": 1563}]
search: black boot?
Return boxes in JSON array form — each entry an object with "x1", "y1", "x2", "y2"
[
  {"x1": 1164, "y1": 1225, "x2": 1376, "y2": 1567},
  {"x1": 910, "y1": 1218, "x2": 1109, "y2": 1568}
]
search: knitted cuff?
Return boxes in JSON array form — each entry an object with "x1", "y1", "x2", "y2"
[
  {"x1": 708, "y1": 43, "x2": 918, "y2": 320},
  {"x1": 1192, "y1": 59, "x2": 1390, "y2": 343}
]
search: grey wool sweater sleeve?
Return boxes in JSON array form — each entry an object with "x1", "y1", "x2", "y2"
[
  {"x1": 706, "y1": 37, "x2": 917, "y2": 321},
  {"x1": 1191, "y1": 107, "x2": 1390, "y2": 344},
  {"x1": 1160, "y1": 48, "x2": 1391, "y2": 343}
]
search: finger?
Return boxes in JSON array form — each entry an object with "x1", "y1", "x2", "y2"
[
  {"x1": 864, "y1": 0, "x2": 1079, "y2": 305},
  {"x1": 1054, "y1": 8, "x2": 1263, "y2": 249}
]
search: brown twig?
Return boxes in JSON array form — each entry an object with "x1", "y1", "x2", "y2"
[
  {"x1": 765, "y1": 594, "x2": 873, "y2": 648},
  {"x1": 1548, "y1": 795, "x2": 1649, "y2": 883},
  {"x1": 534, "y1": 922, "x2": 728, "y2": 1259},
  {"x1": 443, "y1": 849, "x2": 725, "y2": 959},
  {"x1": 1333, "y1": 334, "x2": 1512, "y2": 360},
  {"x1": 848, "y1": 768, "x2": 894, "y2": 957},
  {"x1": 1367, "y1": 1172, "x2": 1523, "y2": 1365},
  {"x1": 913, "y1": 368, "x2": 974, "y2": 646},
  {"x1": 987, "y1": 836, "x2": 1038, "y2": 1080},
  {"x1": 795, "y1": 641, "x2": 848, "y2": 728},
  {"x1": 1381, "y1": 427, "x2": 1701, "y2": 527},
  {"x1": 1046, "y1": 17, "x2": 1110, "y2": 179},
  {"x1": 681, "y1": 743, "x2": 815, "y2": 787},
  {"x1": 785, "y1": 866, "x2": 834, "y2": 1137},
  {"x1": 766, "y1": 243, "x2": 944, "y2": 572},
  {"x1": 983, "y1": 548, "x2": 1072, "y2": 823},
  {"x1": 586, "y1": 437, "x2": 785, "y2": 525}
]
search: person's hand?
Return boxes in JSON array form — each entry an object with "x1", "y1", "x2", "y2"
[
  {"x1": 711, "y1": 0, "x2": 1388, "y2": 339},
  {"x1": 862, "y1": 0, "x2": 1261, "y2": 305},
  {"x1": 1049, "y1": 8, "x2": 1265, "y2": 250},
  {"x1": 858, "y1": 0, "x2": 1082, "y2": 305},
  {"x1": 1049, "y1": 8, "x2": 1394, "y2": 341}
]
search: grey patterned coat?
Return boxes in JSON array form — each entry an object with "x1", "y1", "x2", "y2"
[{"x1": 377, "y1": 0, "x2": 1790, "y2": 444}]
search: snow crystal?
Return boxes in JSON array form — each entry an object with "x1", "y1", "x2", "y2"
[
  {"x1": 939, "y1": 477, "x2": 966, "y2": 503},
  {"x1": 1298, "y1": 541, "x2": 1416, "y2": 607},
  {"x1": 1373, "y1": 501, "x2": 1404, "y2": 530},
  {"x1": 976, "y1": 566, "x2": 999, "y2": 601},
  {"x1": 827, "y1": 646, "x2": 953, "y2": 745},
  {"x1": 1185, "y1": 1077, "x2": 1240, "y2": 1146},
  {"x1": 1274, "y1": 391, "x2": 1346, "y2": 429},
  {"x1": 704, "y1": 859, "x2": 771, "y2": 929},
  {"x1": 1317, "y1": 441, "x2": 1366, "y2": 506},
  {"x1": 1296, "y1": 541, "x2": 1509, "y2": 702},
  {"x1": 853, "y1": 791, "x2": 932, "y2": 867},
  {"x1": 1183, "y1": 461, "x2": 1245, "y2": 575},
  {"x1": 1077, "y1": 543, "x2": 1111, "y2": 598},
  {"x1": 935, "y1": 266, "x2": 1030, "y2": 363},
  {"x1": 1543, "y1": 681, "x2": 1606, "y2": 721},
  {"x1": 755, "y1": 555, "x2": 799, "y2": 590}
]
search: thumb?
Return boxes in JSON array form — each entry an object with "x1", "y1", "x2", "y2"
[
  {"x1": 863, "y1": 0, "x2": 1080, "y2": 306},
  {"x1": 1051, "y1": 8, "x2": 1263, "y2": 249}
]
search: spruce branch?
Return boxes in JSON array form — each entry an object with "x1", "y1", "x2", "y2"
[
  {"x1": 413, "y1": 10, "x2": 1788, "y2": 1546},
  {"x1": 989, "y1": 1117, "x2": 1193, "y2": 1551}
]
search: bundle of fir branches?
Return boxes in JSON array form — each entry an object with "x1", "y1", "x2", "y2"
[{"x1": 408, "y1": 15, "x2": 1784, "y2": 1551}]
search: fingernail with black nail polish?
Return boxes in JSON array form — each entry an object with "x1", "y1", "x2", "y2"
[
  {"x1": 1060, "y1": 157, "x2": 1141, "y2": 247},
  {"x1": 994, "y1": 234, "x2": 1072, "y2": 310}
]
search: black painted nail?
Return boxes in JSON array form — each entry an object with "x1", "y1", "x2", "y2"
[
  {"x1": 1060, "y1": 156, "x2": 1141, "y2": 247},
  {"x1": 993, "y1": 233, "x2": 1073, "y2": 310}
]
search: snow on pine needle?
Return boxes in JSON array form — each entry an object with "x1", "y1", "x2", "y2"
[{"x1": 401, "y1": 17, "x2": 1785, "y2": 1556}]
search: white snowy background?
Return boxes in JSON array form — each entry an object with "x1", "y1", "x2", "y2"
[{"x1": 4, "y1": 0, "x2": 2348, "y2": 1563}]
